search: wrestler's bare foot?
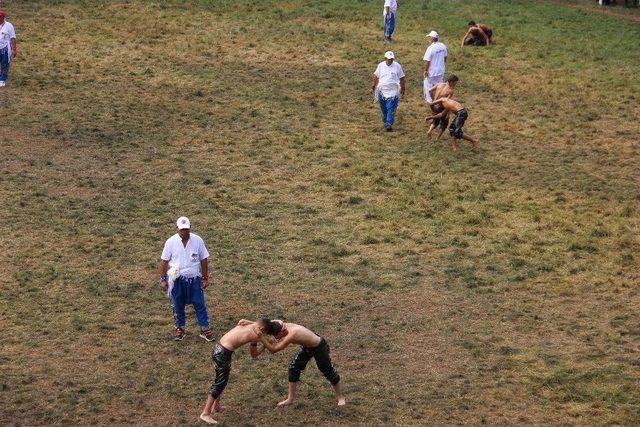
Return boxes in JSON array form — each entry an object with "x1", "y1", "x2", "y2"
[
  {"x1": 337, "y1": 396, "x2": 346, "y2": 406},
  {"x1": 277, "y1": 398, "x2": 294, "y2": 407},
  {"x1": 199, "y1": 413, "x2": 218, "y2": 424}
]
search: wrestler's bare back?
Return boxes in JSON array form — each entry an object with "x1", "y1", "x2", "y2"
[
  {"x1": 280, "y1": 323, "x2": 322, "y2": 348},
  {"x1": 437, "y1": 97, "x2": 463, "y2": 113},
  {"x1": 433, "y1": 82, "x2": 454, "y2": 100},
  {"x1": 219, "y1": 325, "x2": 260, "y2": 351}
]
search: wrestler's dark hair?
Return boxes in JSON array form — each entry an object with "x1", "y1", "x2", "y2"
[
  {"x1": 447, "y1": 74, "x2": 459, "y2": 83},
  {"x1": 258, "y1": 317, "x2": 271, "y2": 331},
  {"x1": 468, "y1": 21, "x2": 476, "y2": 26},
  {"x1": 258, "y1": 317, "x2": 283, "y2": 335},
  {"x1": 269, "y1": 321, "x2": 283, "y2": 336}
]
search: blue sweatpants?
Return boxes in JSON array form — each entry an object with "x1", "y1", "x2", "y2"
[
  {"x1": 170, "y1": 276, "x2": 210, "y2": 329},
  {"x1": 384, "y1": 13, "x2": 395, "y2": 39},
  {"x1": 0, "y1": 47, "x2": 9, "y2": 82},
  {"x1": 377, "y1": 93, "x2": 399, "y2": 129}
]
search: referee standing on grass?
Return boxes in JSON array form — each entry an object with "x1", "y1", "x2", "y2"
[
  {"x1": 423, "y1": 30, "x2": 447, "y2": 103},
  {"x1": 159, "y1": 216, "x2": 214, "y2": 342},
  {"x1": 372, "y1": 51, "x2": 406, "y2": 132},
  {"x1": 0, "y1": 10, "x2": 17, "y2": 87}
]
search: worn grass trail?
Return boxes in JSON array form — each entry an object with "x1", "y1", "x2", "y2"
[{"x1": 1, "y1": 0, "x2": 639, "y2": 425}]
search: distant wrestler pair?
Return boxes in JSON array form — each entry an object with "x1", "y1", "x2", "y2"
[
  {"x1": 425, "y1": 74, "x2": 479, "y2": 151},
  {"x1": 199, "y1": 318, "x2": 345, "y2": 425}
]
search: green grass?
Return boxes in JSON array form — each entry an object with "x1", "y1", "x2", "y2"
[{"x1": 1, "y1": 0, "x2": 639, "y2": 425}]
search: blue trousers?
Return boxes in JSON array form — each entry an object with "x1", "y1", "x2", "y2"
[
  {"x1": 0, "y1": 47, "x2": 9, "y2": 82},
  {"x1": 169, "y1": 276, "x2": 210, "y2": 329},
  {"x1": 377, "y1": 93, "x2": 399, "y2": 128},
  {"x1": 384, "y1": 13, "x2": 395, "y2": 39}
]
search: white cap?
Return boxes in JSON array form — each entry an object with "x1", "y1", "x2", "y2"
[
  {"x1": 384, "y1": 51, "x2": 395, "y2": 59},
  {"x1": 427, "y1": 30, "x2": 439, "y2": 39},
  {"x1": 176, "y1": 216, "x2": 191, "y2": 229}
]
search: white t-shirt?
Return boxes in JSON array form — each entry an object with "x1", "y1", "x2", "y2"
[
  {"x1": 374, "y1": 60, "x2": 405, "y2": 99},
  {"x1": 383, "y1": 0, "x2": 398, "y2": 16},
  {"x1": 161, "y1": 232, "x2": 210, "y2": 278},
  {"x1": 423, "y1": 41, "x2": 447, "y2": 77},
  {"x1": 0, "y1": 21, "x2": 16, "y2": 58}
]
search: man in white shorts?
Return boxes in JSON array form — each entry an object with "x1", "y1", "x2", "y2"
[{"x1": 423, "y1": 30, "x2": 447, "y2": 103}]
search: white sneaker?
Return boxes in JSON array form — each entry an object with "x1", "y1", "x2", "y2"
[{"x1": 0, "y1": 81, "x2": 5, "y2": 87}]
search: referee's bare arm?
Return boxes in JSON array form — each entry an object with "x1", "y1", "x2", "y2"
[
  {"x1": 200, "y1": 258, "x2": 209, "y2": 288},
  {"x1": 158, "y1": 259, "x2": 169, "y2": 292}
]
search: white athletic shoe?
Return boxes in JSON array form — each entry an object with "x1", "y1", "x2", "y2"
[{"x1": 0, "y1": 81, "x2": 5, "y2": 87}]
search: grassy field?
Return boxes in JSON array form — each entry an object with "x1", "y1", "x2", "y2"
[
  {"x1": 555, "y1": 0, "x2": 640, "y2": 22},
  {"x1": 1, "y1": 0, "x2": 639, "y2": 425}
]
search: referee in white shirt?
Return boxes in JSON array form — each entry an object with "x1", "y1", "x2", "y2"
[
  {"x1": 372, "y1": 51, "x2": 406, "y2": 132},
  {"x1": 423, "y1": 30, "x2": 447, "y2": 103},
  {"x1": 159, "y1": 217, "x2": 213, "y2": 341},
  {"x1": 0, "y1": 10, "x2": 17, "y2": 87}
]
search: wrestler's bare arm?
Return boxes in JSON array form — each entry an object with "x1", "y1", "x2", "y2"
[
  {"x1": 426, "y1": 110, "x2": 447, "y2": 121},
  {"x1": 259, "y1": 331, "x2": 295, "y2": 354},
  {"x1": 461, "y1": 28, "x2": 472, "y2": 47}
]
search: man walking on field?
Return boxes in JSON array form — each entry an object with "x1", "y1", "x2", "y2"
[
  {"x1": 423, "y1": 30, "x2": 447, "y2": 103},
  {"x1": 0, "y1": 10, "x2": 17, "y2": 87},
  {"x1": 159, "y1": 216, "x2": 213, "y2": 342},
  {"x1": 382, "y1": 0, "x2": 398, "y2": 41},
  {"x1": 372, "y1": 51, "x2": 406, "y2": 132}
]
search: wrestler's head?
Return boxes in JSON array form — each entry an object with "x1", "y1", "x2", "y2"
[
  {"x1": 258, "y1": 318, "x2": 286, "y2": 338},
  {"x1": 270, "y1": 320, "x2": 287, "y2": 339},
  {"x1": 257, "y1": 317, "x2": 271, "y2": 333},
  {"x1": 258, "y1": 317, "x2": 284, "y2": 338}
]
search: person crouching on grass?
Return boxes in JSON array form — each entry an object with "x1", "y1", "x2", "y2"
[
  {"x1": 240, "y1": 318, "x2": 346, "y2": 407},
  {"x1": 426, "y1": 97, "x2": 479, "y2": 151},
  {"x1": 461, "y1": 21, "x2": 492, "y2": 47}
]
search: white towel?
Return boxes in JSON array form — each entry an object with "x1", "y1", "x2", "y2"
[{"x1": 167, "y1": 266, "x2": 179, "y2": 297}]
